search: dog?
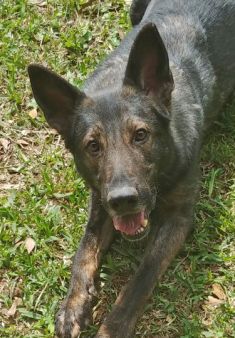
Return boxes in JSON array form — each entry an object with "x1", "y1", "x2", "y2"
[{"x1": 28, "y1": 0, "x2": 235, "y2": 337}]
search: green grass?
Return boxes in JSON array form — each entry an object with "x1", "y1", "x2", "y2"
[{"x1": 0, "y1": 1, "x2": 234, "y2": 337}]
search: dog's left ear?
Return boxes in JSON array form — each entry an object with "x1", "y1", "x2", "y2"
[{"x1": 123, "y1": 23, "x2": 174, "y2": 112}]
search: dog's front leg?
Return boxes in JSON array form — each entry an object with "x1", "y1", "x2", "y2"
[
  {"x1": 56, "y1": 191, "x2": 114, "y2": 338},
  {"x1": 96, "y1": 213, "x2": 193, "y2": 338}
]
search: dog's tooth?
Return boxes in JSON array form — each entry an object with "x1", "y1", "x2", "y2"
[
  {"x1": 135, "y1": 226, "x2": 146, "y2": 235},
  {"x1": 143, "y1": 219, "x2": 148, "y2": 228}
]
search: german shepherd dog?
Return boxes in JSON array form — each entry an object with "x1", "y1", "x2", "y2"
[{"x1": 28, "y1": 1, "x2": 235, "y2": 337}]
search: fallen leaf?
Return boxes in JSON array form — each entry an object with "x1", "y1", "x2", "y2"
[
  {"x1": 166, "y1": 314, "x2": 174, "y2": 324},
  {"x1": 212, "y1": 283, "x2": 226, "y2": 300},
  {"x1": 63, "y1": 255, "x2": 72, "y2": 266},
  {"x1": 0, "y1": 138, "x2": 10, "y2": 151},
  {"x1": 118, "y1": 30, "x2": 125, "y2": 39},
  {"x1": 207, "y1": 295, "x2": 224, "y2": 307},
  {"x1": 17, "y1": 139, "x2": 29, "y2": 147},
  {"x1": 0, "y1": 183, "x2": 20, "y2": 190},
  {"x1": 28, "y1": 108, "x2": 38, "y2": 119},
  {"x1": 21, "y1": 129, "x2": 30, "y2": 136},
  {"x1": 29, "y1": 0, "x2": 46, "y2": 7},
  {"x1": 15, "y1": 240, "x2": 24, "y2": 248},
  {"x1": 6, "y1": 297, "x2": 22, "y2": 317},
  {"x1": 24, "y1": 237, "x2": 36, "y2": 254},
  {"x1": 202, "y1": 316, "x2": 213, "y2": 326},
  {"x1": 0, "y1": 280, "x2": 7, "y2": 293}
]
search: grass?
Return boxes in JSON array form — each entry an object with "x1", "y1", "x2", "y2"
[{"x1": 0, "y1": 1, "x2": 234, "y2": 337}]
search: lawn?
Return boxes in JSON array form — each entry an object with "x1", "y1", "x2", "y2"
[{"x1": 0, "y1": 1, "x2": 234, "y2": 337}]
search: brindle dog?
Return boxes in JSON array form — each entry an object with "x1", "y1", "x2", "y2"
[{"x1": 28, "y1": 1, "x2": 235, "y2": 337}]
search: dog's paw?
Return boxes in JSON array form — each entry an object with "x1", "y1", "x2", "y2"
[
  {"x1": 55, "y1": 298, "x2": 92, "y2": 338},
  {"x1": 95, "y1": 324, "x2": 128, "y2": 338},
  {"x1": 95, "y1": 325, "x2": 111, "y2": 338},
  {"x1": 55, "y1": 309, "x2": 81, "y2": 338}
]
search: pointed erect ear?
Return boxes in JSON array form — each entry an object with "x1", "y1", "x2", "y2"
[
  {"x1": 28, "y1": 64, "x2": 86, "y2": 137},
  {"x1": 123, "y1": 23, "x2": 174, "y2": 109}
]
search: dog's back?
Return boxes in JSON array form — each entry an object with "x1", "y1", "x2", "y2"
[{"x1": 85, "y1": 0, "x2": 235, "y2": 122}]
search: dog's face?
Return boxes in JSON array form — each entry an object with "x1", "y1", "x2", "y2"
[
  {"x1": 28, "y1": 24, "x2": 174, "y2": 240},
  {"x1": 71, "y1": 88, "x2": 173, "y2": 240}
]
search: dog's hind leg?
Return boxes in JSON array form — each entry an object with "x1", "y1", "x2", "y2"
[
  {"x1": 55, "y1": 191, "x2": 114, "y2": 338},
  {"x1": 96, "y1": 203, "x2": 194, "y2": 338},
  {"x1": 130, "y1": 0, "x2": 151, "y2": 25}
]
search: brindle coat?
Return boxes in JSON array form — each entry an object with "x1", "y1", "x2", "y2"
[{"x1": 28, "y1": 1, "x2": 235, "y2": 337}]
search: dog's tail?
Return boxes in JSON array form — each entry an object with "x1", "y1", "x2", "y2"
[{"x1": 130, "y1": 0, "x2": 151, "y2": 26}]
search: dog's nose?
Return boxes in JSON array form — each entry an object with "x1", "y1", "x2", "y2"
[{"x1": 107, "y1": 187, "x2": 138, "y2": 213}]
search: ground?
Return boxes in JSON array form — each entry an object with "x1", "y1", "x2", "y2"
[{"x1": 0, "y1": 1, "x2": 234, "y2": 337}]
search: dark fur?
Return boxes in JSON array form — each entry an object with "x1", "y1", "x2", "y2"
[
  {"x1": 130, "y1": 0, "x2": 151, "y2": 25},
  {"x1": 28, "y1": 1, "x2": 235, "y2": 337}
]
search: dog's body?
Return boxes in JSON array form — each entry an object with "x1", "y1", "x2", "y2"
[{"x1": 28, "y1": 1, "x2": 235, "y2": 337}]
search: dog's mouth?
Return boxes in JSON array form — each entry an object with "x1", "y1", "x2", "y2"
[{"x1": 112, "y1": 210, "x2": 150, "y2": 241}]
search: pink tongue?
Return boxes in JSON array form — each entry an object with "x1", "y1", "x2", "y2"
[{"x1": 113, "y1": 211, "x2": 145, "y2": 235}]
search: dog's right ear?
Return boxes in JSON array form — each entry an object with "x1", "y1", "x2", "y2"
[{"x1": 28, "y1": 64, "x2": 86, "y2": 137}]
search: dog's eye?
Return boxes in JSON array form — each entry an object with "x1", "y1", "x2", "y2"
[
  {"x1": 87, "y1": 140, "x2": 100, "y2": 155},
  {"x1": 134, "y1": 128, "x2": 148, "y2": 144}
]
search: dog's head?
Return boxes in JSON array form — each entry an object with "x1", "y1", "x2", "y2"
[{"x1": 28, "y1": 24, "x2": 175, "y2": 240}]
